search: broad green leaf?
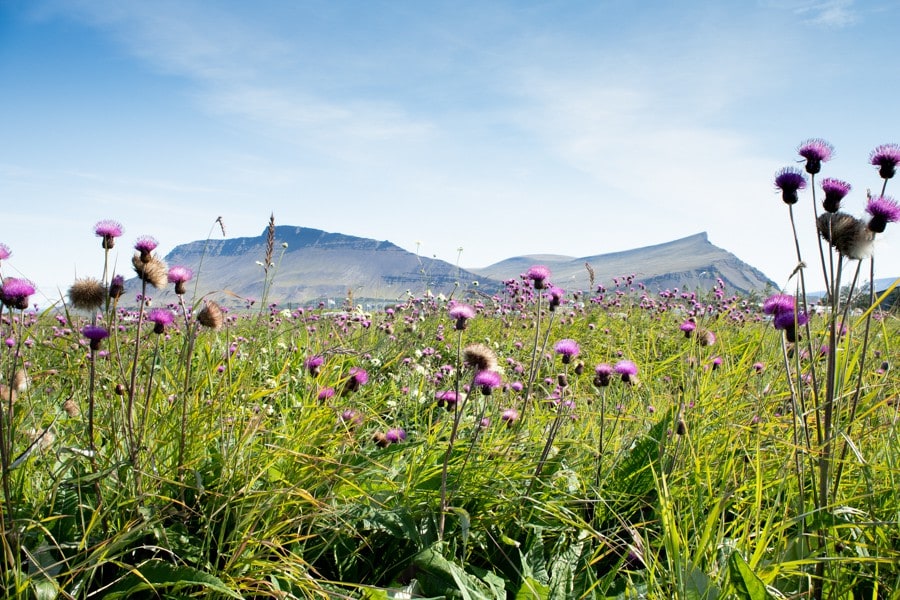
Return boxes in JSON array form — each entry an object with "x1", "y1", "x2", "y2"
[
  {"x1": 684, "y1": 563, "x2": 720, "y2": 600},
  {"x1": 728, "y1": 552, "x2": 776, "y2": 600},
  {"x1": 515, "y1": 576, "x2": 550, "y2": 600},
  {"x1": 413, "y1": 544, "x2": 505, "y2": 600}
]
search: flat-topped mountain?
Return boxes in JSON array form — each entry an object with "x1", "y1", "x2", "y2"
[
  {"x1": 134, "y1": 228, "x2": 774, "y2": 306},
  {"x1": 153, "y1": 226, "x2": 489, "y2": 306}
]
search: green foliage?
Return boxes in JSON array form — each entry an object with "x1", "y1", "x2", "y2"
[
  {"x1": 729, "y1": 552, "x2": 777, "y2": 600},
  {"x1": 0, "y1": 277, "x2": 896, "y2": 598}
]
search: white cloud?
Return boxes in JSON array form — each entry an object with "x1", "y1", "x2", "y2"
[{"x1": 764, "y1": 0, "x2": 859, "y2": 28}]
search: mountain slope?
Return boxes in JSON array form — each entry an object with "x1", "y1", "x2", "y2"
[
  {"x1": 135, "y1": 228, "x2": 774, "y2": 306},
  {"x1": 471, "y1": 233, "x2": 774, "y2": 295},
  {"x1": 156, "y1": 226, "x2": 486, "y2": 306}
]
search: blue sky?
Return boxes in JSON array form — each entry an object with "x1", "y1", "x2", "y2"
[{"x1": 2, "y1": 0, "x2": 899, "y2": 303}]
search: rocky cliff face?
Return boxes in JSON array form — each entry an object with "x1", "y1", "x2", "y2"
[{"x1": 130, "y1": 228, "x2": 773, "y2": 307}]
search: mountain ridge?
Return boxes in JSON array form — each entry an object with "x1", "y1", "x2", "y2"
[
  {"x1": 472, "y1": 232, "x2": 774, "y2": 294},
  {"x1": 134, "y1": 227, "x2": 776, "y2": 306}
]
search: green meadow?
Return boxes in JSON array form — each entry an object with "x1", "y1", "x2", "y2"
[{"x1": 0, "y1": 260, "x2": 896, "y2": 599}]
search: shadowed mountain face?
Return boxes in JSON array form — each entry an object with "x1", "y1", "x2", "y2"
[
  {"x1": 138, "y1": 228, "x2": 774, "y2": 306},
  {"x1": 155, "y1": 226, "x2": 488, "y2": 306}
]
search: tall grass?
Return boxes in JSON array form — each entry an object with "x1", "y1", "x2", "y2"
[{"x1": 0, "y1": 197, "x2": 896, "y2": 598}]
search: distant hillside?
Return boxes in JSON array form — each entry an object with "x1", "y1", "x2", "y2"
[
  {"x1": 145, "y1": 226, "x2": 489, "y2": 307},
  {"x1": 471, "y1": 233, "x2": 775, "y2": 295},
  {"x1": 129, "y1": 228, "x2": 774, "y2": 306}
]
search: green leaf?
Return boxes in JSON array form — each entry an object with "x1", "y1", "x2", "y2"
[
  {"x1": 413, "y1": 544, "x2": 506, "y2": 600},
  {"x1": 521, "y1": 530, "x2": 549, "y2": 587},
  {"x1": 515, "y1": 577, "x2": 550, "y2": 600},
  {"x1": 102, "y1": 560, "x2": 242, "y2": 599},
  {"x1": 684, "y1": 563, "x2": 720, "y2": 600},
  {"x1": 449, "y1": 506, "x2": 471, "y2": 549},
  {"x1": 728, "y1": 552, "x2": 776, "y2": 600}
]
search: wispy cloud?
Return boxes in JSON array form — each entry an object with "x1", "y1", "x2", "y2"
[
  {"x1": 39, "y1": 0, "x2": 434, "y2": 153},
  {"x1": 764, "y1": 0, "x2": 859, "y2": 28}
]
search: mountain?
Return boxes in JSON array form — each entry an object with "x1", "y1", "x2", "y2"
[
  {"x1": 470, "y1": 232, "x2": 774, "y2": 295},
  {"x1": 133, "y1": 228, "x2": 773, "y2": 307},
  {"x1": 146, "y1": 226, "x2": 490, "y2": 307}
]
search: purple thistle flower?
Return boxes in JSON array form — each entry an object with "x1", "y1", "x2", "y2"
[
  {"x1": 500, "y1": 408, "x2": 519, "y2": 426},
  {"x1": 0, "y1": 244, "x2": 10, "y2": 261},
  {"x1": 679, "y1": 321, "x2": 696, "y2": 337},
  {"x1": 753, "y1": 362, "x2": 765, "y2": 373},
  {"x1": 343, "y1": 367, "x2": 368, "y2": 394},
  {"x1": 525, "y1": 265, "x2": 551, "y2": 290},
  {"x1": 350, "y1": 367, "x2": 368, "y2": 385},
  {"x1": 108, "y1": 274, "x2": 125, "y2": 300},
  {"x1": 340, "y1": 409, "x2": 363, "y2": 428},
  {"x1": 82, "y1": 325, "x2": 109, "y2": 341},
  {"x1": 763, "y1": 293, "x2": 795, "y2": 316},
  {"x1": 82, "y1": 325, "x2": 110, "y2": 351},
  {"x1": 94, "y1": 219, "x2": 123, "y2": 249},
  {"x1": 614, "y1": 360, "x2": 637, "y2": 376},
  {"x1": 547, "y1": 286, "x2": 565, "y2": 310},
  {"x1": 614, "y1": 360, "x2": 638, "y2": 384},
  {"x1": 135, "y1": 235, "x2": 159, "y2": 262},
  {"x1": 797, "y1": 138, "x2": 834, "y2": 174},
  {"x1": 869, "y1": 143, "x2": 900, "y2": 179},
  {"x1": 435, "y1": 390, "x2": 459, "y2": 409},
  {"x1": 820, "y1": 178, "x2": 851, "y2": 213},
  {"x1": 0, "y1": 278, "x2": 35, "y2": 310},
  {"x1": 865, "y1": 195, "x2": 900, "y2": 233},
  {"x1": 593, "y1": 363, "x2": 613, "y2": 387},
  {"x1": 167, "y1": 265, "x2": 193, "y2": 295},
  {"x1": 135, "y1": 236, "x2": 158, "y2": 253},
  {"x1": 318, "y1": 387, "x2": 335, "y2": 401},
  {"x1": 448, "y1": 303, "x2": 475, "y2": 320},
  {"x1": 147, "y1": 307, "x2": 175, "y2": 334},
  {"x1": 554, "y1": 339, "x2": 580, "y2": 364},
  {"x1": 774, "y1": 167, "x2": 807, "y2": 205},
  {"x1": 385, "y1": 428, "x2": 407, "y2": 443},
  {"x1": 774, "y1": 310, "x2": 809, "y2": 343},
  {"x1": 304, "y1": 355, "x2": 325, "y2": 376},
  {"x1": 473, "y1": 370, "x2": 502, "y2": 395},
  {"x1": 448, "y1": 303, "x2": 476, "y2": 330}
]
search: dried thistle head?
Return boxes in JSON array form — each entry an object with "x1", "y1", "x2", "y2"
[
  {"x1": 197, "y1": 300, "x2": 224, "y2": 330},
  {"x1": 68, "y1": 277, "x2": 107, "y2": 311},
  {"x1": 132, "y1": 253, "x2": 168, "y2": 289},
  {"x1": 463, "y1": 343, "x2": 498, "y2": 372},
  {"x1": 63, "y1": 398, "x2": 80, "y2": 418},
  {"x1": 13, "y1": 369, "x2": 28, "y2": 393},
  {"x1": 817, "y1": 212, "x2": 874, "y2": 260},
  {"x1": 26, "y1": 427, "x2": 56, "y2": 452},
  {"x1": 0, "y1": 384, "x2": 15, "y2": 406}
]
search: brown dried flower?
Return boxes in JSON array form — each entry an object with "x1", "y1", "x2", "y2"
[
  {"x1": 132, "y1": 253, "x2": 168, "y2": 289},
  {"x1": 463, "y1": 343, "x2": 498, "y2": 372},
  {"x1": 817, "y1": 212, "x2": 874, "y2": 260},
  {"x1": 68, "y1": 277, "x2": 106, "y2": 311},
  {"x1": 197, "y1": 300, "x2": 224, "y2": 330}
]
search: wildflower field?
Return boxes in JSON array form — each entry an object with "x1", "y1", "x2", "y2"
[{"x1": 0, "y1": 141, "x2": 899, "y2": 599}]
